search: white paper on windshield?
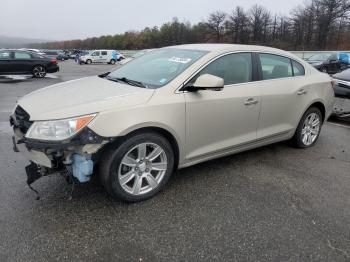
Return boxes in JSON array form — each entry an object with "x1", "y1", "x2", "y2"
[{"x1": 168, "y1": 57, "x2": 192, "y2": 64}]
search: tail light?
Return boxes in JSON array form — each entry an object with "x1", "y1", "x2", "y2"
[{"x1": 50, "y1": 59, "x2": 57, "y2": 65}]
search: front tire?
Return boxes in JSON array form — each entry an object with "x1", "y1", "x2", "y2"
[
  {"x1": 292, "y1": 107, "x2": 322, "y2": 148},
  {"x1": 100, "y1": 133, "x2": 175, "y2": 202},
  {"x1": 32, "y1": 65, "x2": 46, "y2": 78},
  {"x1": 86, "y1": 59, "x2": 92, "y2": 65},
  {"x1": 321, "y1": 66, "x2": 328, "y2": 73}
]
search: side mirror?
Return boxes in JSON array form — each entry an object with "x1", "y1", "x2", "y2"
[{"x1": 186, "y1": 74, "x2": 224, "y2": 92}]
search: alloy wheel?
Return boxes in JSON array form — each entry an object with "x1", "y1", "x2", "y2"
[
  {"x1": 118, "y1": 142, "x2": 168, "y2": 196},
  {"x1": 301, "y1": 113, "x2": 321, "y2": 146},
  {"x1": 33, "y1": 66, "x2": 46, "y2": 78}
]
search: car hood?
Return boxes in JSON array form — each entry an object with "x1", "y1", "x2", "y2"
[
  {"x1": 17, "y1": 76, "x2": 155, "y2": 120},
  {"x1": 333, "y1": 69, "x2": 350, "y2": 82}
]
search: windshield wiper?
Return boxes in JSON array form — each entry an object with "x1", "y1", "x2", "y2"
[{"x1": 106, "y1": 76, "x2": 148, "y2": 88}]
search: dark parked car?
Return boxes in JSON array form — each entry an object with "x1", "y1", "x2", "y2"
[
  {"x1": 306, "y1": 53, "x2": 342, "y2": 74},
  {"x1": 332, "y1": 69, "x2": 350, "y2": 121},
  {"x1": 0, "y1": 49, "x2": 59, "y2": 78}
]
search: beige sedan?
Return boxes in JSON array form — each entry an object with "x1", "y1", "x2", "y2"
[{"x1": 11, "y1": 44, "x2": 335, "y2": 202}]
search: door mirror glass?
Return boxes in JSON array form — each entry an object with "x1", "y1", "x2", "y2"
[{"x1": 188, "y1": 74, "x2": 224, "y2": 91}]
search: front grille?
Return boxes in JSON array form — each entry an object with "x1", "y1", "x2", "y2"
[{"x1": 11, "y1": 106, "x2": 33, "y2": 134}]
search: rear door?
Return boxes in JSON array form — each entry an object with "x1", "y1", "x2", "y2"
[
  {"x1": 12, "y1": 51, "x2": 34, "y2": 73},
  {"x1": 256, "y1": 53, "x2": 309, "y2": 139},
  {"x1": 0, "y1": 50, "x2": 12, "y2": 73}
]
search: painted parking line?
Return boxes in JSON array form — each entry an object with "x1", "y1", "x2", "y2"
[
  {"x1": 0, "y1": 74, "x2": 59, "y2": 80},
  {"x1": 46, "y1": 74, "x2": 59, "y2": 79}
]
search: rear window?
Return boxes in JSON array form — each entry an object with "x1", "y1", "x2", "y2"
[
  {"x1": 259, "y1": 53, "x2": 293, "y2": 80},
  {"x1": 14, "y1": 52, "x2": 32, "y2": 59},
  {"x1": 292, "y1": 60, "x2": 305, "y2": 76}
]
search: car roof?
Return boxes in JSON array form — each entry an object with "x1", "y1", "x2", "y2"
[
  {"x1": 167, "y1": 43, "x2": 282, "y2": 52},
  {"x1": 165, "y1": 44, "x2": 301, "y2": 59}
]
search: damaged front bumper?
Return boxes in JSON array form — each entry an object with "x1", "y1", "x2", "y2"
[{"x1": 10, "y1": 112, "x2": 111, "y2": 185}]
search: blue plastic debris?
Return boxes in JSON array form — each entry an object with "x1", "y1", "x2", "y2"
[{"x1": 72, "y1": 154, "x2": 93, "y2": 183}]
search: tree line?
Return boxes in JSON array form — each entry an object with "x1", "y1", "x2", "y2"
[{"x1": 32, "y1": 0, "x2": 350, "y2": 51}]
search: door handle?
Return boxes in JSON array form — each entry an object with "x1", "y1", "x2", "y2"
[
  {"x1": 297, "y1": 89, "x2": 308, "y2": 95},
  {"x1": 244, "y1": 98, "x2": 259, "y2": 106}
]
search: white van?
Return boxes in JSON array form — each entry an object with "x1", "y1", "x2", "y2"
[{"x1": 79, "y1": 50, "x2": 124, "y2": 65}]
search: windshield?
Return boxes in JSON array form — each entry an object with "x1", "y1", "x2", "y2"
[
  {"x1": 308, "y1": 53, "x2": 332, "y2": 61},
  {"x1": 108, "y1": 48, "x2": 207, "y2": 88}
]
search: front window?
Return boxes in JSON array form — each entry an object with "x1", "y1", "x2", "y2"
[
  {"x1": 108, "y1": 48, "x2": 207, "y2": 88},
  {"x1": 188, "y1": 53, "x2": 253, "y2": 86},
  {"x1": 0, "y1": 51, "x2": 11, "y2": 59}
]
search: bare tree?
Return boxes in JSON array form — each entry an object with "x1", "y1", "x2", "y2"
[
  {"x1": 226, "y1": 6, "x2": 249, "y2": 43},
  {"x1": 207, "y1": 11, "x2": 227, "y2": 42},
  {"x1": 314, "y1": 0, "x2": 350, "y2": 49},
  {"x1": 249, "y1": 5, "x2": 270, "y2": 43}
]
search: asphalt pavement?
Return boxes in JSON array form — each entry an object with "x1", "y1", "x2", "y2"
[{"x1": 0, "y1": 60, "x2": 349, "y2": 262}]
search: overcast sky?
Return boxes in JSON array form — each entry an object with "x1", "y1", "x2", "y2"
[{"x1": 1, "y1": 0, "x2": 305, "y2": 41}]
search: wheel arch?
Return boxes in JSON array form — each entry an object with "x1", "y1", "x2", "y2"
[
  {"x1": 101, "y1": 126, "x2": 181, "y2": 171},
  {"x1": 32, "y1": 64, "x2": 46, "y2": 70},
  {"x1": 307, "y1": 101, "x2": 326, "y2": 122}
]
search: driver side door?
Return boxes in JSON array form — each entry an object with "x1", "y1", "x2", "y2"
[
  {"x1": 184, "y1": 52, "x2": 261, "y2": 160},
  {"x1": 91, "y1": 51, "x2": 101, "y2": 63}
]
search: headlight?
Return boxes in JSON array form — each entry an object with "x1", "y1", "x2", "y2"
[{"x1": 25, "y1": 114, "x2": 96, "y2": 141}]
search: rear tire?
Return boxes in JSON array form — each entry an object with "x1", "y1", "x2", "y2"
[
  {"x1": 32, "y1": 65, "x2": 46, "y2": 78},
  {"x1": 110, "y1": 59, "x2": 116, "y2": 65},
  {"x1": 100, "y1": 132, "x2": 174, "y2": 202},
  {"x1": 292, "y1": 107, "x2": 323, "y2": 148}
]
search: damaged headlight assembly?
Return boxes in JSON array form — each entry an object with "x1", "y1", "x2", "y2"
[
  {"x1": 25, "y1": 114, "x2": 96, "y2": 141},
  {"x1": 19, "y1": 114, "x2": 101, "y2": 199}
]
